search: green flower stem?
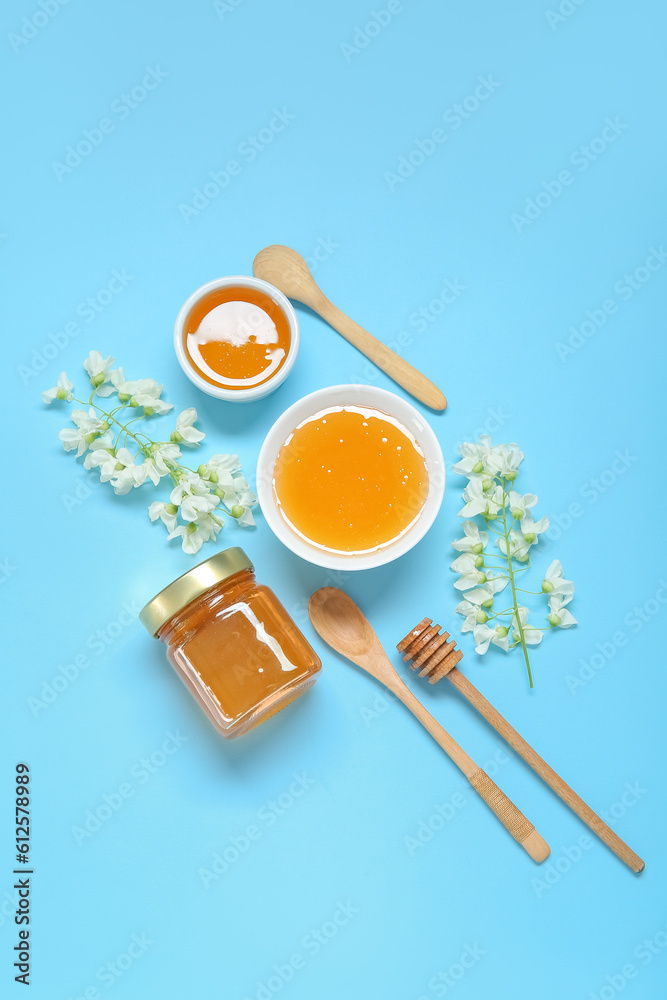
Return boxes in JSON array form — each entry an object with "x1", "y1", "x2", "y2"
[
  {"x1": 485, "y1": 608, "x2": 513, "y2": 621},
  {"x1": 101, "y1": 413, "x2": 150, "y2": 455},
  {"x1": 73, "y1": 394, "x2": 246, "y2": 527},
  {"x1": 119, "y1": 415, "x2": 148, "y2": 450},
  {"x1": 73, "y1": 397, "x2": 151, "y2": 455},
  {"x1": 500, "y1": 483, "x2": 534, "y2": 689}
]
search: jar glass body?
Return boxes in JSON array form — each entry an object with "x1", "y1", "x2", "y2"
[{"x1": 156, "y1": 568, "x2": 320, "y2": 738}]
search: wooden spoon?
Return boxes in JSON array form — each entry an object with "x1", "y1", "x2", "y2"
[
  {"x1": 253, "y1": 245, "x2": 447, "y2": 411},
  {"x1": 308, "y1": 588, "x2": 550, "y2": 864}
]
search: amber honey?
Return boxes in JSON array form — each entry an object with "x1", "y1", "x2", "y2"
[
  {"x1": 140, "y1": 549, "x2": 320, "y2": 739},
  {"x1": 272, "y1": 405, "x2": 429, "y2": 554},
  {"x1": 183, "y1": 286, "x2": 291, "y2": 390}
]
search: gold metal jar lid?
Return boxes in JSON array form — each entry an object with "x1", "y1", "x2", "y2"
[{"x1": 139, "y1": 546, "x2": 253, "y2": 637}]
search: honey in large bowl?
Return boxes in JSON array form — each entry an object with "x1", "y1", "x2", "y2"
[{"x1": 273, "y1": 404, "x2": 430, "y2": 555}]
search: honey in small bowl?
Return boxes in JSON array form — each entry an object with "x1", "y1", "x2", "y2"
[
  {"x1": 272, "y1": 404, "x2": 429, "y2": 554},
  {"x1": 184, "y1": 284, "x2": 291, "y2": 391}
]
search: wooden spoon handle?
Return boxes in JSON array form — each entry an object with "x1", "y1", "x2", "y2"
[
  {"x1": 315, "y1": 296, "x2": 447, "y2": 411},
  {"x1": 468, "y1": 768, "x2": 550, "y2": 862},
  {"x1": 393, "y1": 682, "x2": 549, "y2": 862},
  {"x1": 448, "y1": 668, "x2": 645, "y2": 872}
]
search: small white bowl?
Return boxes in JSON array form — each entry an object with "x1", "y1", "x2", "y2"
[
  {"x1": 256, "y1": 384, "x2": 445, "y2": 571},
  {"x1": 173, "y1": 275, "x2": 300, "y2": 402}
]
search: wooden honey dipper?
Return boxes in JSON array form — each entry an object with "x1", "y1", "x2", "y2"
[
  {"x1": 398, "y1": 618, "x2": 645, "y2": 873},
  {"x1": 309, "y1": 588, "x2": 550, "y2": 864}
]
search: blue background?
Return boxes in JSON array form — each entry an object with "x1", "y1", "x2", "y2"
[{"x1": 3, "y1": 1, "x2": 666, "y2": 997}]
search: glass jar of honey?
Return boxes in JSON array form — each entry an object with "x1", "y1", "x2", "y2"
[{"x1": 139, "y1": 547, "x2": 321, "y2": 739}]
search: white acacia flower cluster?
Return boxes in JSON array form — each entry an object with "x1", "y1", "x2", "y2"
[
  {"x1": 450, "y1": 437, "x2": 576, "y2": 686},
  {"x1": 43, "y1": 351, "x2": 257, "y2": 554}
]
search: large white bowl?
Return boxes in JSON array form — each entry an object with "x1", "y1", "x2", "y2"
[
  {"x1": 173, "y1": 275, "x2": 300, "y2": 402},
  {"x1": 256, "y1": 384, "x2": 445, "y2": 571}
]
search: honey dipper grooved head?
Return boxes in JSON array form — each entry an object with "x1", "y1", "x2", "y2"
[{"x1": 397, "y1": 619, "x2": 463, "y2": 684}]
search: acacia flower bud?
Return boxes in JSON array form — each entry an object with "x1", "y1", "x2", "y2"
[
  {"x1": 231, "y1": 505, "x2": 244, "y2": 518},
  {"x1": 541, "y1": 580, "x2": 554, "y2": 593},
  {"x1": 548, "y1": 612, "x2": 560, "y2": 626},
  {"x1": 496, "y1": 626, "x2": 509, "y2": 638},
  {"x1": 472, "y1": 460, "x2": 484, "y2": 474},
  {"x1": 475, "y1": 610, "x2": 488, "y2": 624},
  {"x1": 474, "y1": 555, "x2": 484, "y2": 568}
]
